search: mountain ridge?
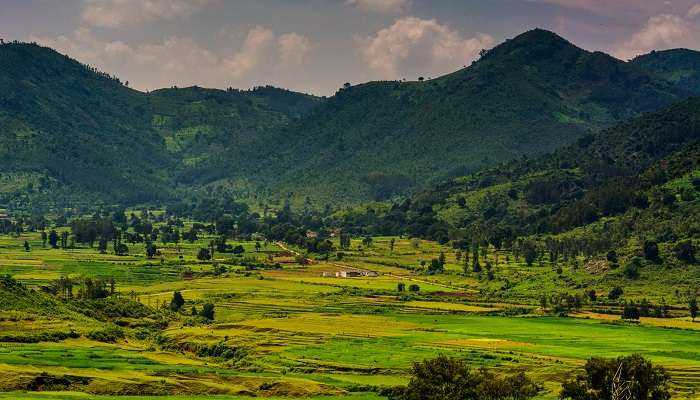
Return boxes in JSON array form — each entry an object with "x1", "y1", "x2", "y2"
[{"x1": 1, "y1": 29, "x2": 699, "y2": 209}]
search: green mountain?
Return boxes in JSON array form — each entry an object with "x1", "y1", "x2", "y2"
[
  {"x1": 0, "y1": 41, "x2": 173, "y2": 206},
  {"x1": 1, "y1": 29, "x2": 699, "y2": 209},
  {"x1": 341, "y1": 96, "x2": 699, "y2": 252},
  {"x1": 197, "y1": 29, "x2": 690, "y2": 204},
  {"x1": 0, "y1": 42, "x2": 319, "y2": 208},
  {"x1": 632, "y1": 48, "x2": 700, "y2": 94}
]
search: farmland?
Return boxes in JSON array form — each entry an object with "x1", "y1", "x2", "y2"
[{"x1": 1, "y1": 229, "x2": 700, "y2": 399}]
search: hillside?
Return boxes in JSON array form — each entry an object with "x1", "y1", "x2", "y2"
[
  {"x1": 0, "y1": 42, "x2": 319, "y2": 208},
  {"x1": 632, "y1": 48, "x2": 700, "y2": 94},
  {"x1": 333, "y1": 96, "x2": 700, "y2": 266},
  {"x1": 1, "y1": 30, "x2": 700, "y2": 209},
  {"x1": 196, "y1": 29, "x2": 690, "y2": 204},
  {"x1": 0, "y1": 42, "x2": 174, "y2": 207}
]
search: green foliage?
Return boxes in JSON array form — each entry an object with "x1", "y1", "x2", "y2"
[
  {"x1": 632, "y1": 48, "x2": 700, "y2": 93},
  {"x1": 199, "y1": 303, "x2": 215, "y2": 320},
  {"x1": 560, "y1": 354, "x2": 670, "y2": 400},
  {"x1": 86, "y1": 325, "x2": 124, "y2": 343},
  {"x1": 170, "y1": 291, "x2": 185, "y2": 311},
  {"x1": 386, "y1": 354, "x2": 539, "y2": 400}
]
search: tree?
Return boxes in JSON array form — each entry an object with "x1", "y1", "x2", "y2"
[
  {"x1": 197, "y1": 248, "x2": 212, "y2": 261},
  {"x1": 170, "y1": 291, "x2": 185, "y2": 311},
  {"x1": 386, "y1": 355, "x2": 538, "y2": 400},
  {"x1": 41, "y1": 231, "x2": 47, "y2": 248},
  {"x1": 200, "y1": 303, "x2": 215, "y2": 320},
  {"x1": 23, "y1": 241, "x2": 30, "y2": 252},
  {"x1": 48, "y1": 230, "x2": 59, "y2": 248},
  {"x1": 397, "y1": 282, "x2": 406, "y2": 292},
  {"x1": 114, "y1": 241, "x2": 129, "y2": 256},
  {"x1": 643, "y1": 240, "x2": 660, "y2": 261},
  {"x1": 674, "y1": 240, "x2": 696, "y2": 263},
  {"x1": 690, "y1": 297, "x2": 698, "y2": 322},
  {"x1": 340, "y1": 233, "x2": 351, "y2": 250},
  {"x1": 523, "y1": 241, "x2": 537, "y2": 266},
  {"x1": 428, "y1": 258, "x2": 443, "y2": 274},
  {"x1": 560, "y1": 354, "x2": 670, "y2": 400},
  {"x1": 608, "y1": 286, "x2": 624, "y2": 300},
  {"x1": 389, "y1": 238, "x2": 396, "y2": 253},
  {"x1": 145, "y1": 240, "x2": 157, "y2": 259},
  {"x1": 623, "y1": 258, "x2": 641, "y2": 280},
  {"x1": 622, "y1": 304, "x2": 640, "y2": 321},
  {"x1": 232, "y1": 245, "x2": 245, "y2": 255},
  {"x1": 408, "y1": 284, "x2": 420, "y2": 292}
]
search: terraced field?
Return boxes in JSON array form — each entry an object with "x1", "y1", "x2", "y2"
[{"x1": 1, "y1": 233, "x2": 700, "y2": 399}]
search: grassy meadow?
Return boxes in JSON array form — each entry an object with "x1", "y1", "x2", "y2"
[{"x1": 1, "y1": 230, "x2": 700, "y2": 399}]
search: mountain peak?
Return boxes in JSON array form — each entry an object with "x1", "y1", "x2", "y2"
[{"x1": 480, "y1": 28, "x2": 582, "y2": 64}]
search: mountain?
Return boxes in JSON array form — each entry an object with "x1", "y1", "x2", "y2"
[
  {"x1": 0, "y1": 41, "x2": 174, "y2": 207},
  {"x1": 341, "y1": 96, "x2": 699, "y2": 245},
  {"x1": 1, "y1": 30, "x2": 699, "y2": 210},
  {"x1": 632, "y1": 48, "x2": 700, "y2": 94},
  {"x1": 194, "y1": 29, "x2": 691, "y2": 204},
  {"x1": 0, "y1": 42, "x2": 319, "y2": 208}
]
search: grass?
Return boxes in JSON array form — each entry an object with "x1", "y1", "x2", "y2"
[{"x1": 2, "y1": 232, "x2": 700, "y2": 398}]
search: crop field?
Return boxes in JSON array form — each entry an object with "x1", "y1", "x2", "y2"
[{"x1": 1, "y1": 232, "x2": 700, "y2": 399}]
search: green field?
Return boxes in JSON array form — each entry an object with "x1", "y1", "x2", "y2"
[{"x1": 1, "y1": 232, "x2": 700, "y2": 399}]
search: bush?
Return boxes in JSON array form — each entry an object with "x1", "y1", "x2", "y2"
[
  {"x1": 87, "y1": 325, "x2": 124, "y2": 343},
  {"x1": 199, "y1": 303, "x2": 215, "y2": 320},
  {"x1": 608, "y1": 286, "x2": 623, "y2": 300},
  {"x1": 623, "y1": 258, "x2": 641, "y2": 280},
  {"x1": 673, "y1": 240, "x2": 696, "y2": 263},
  {"x1": 560, "y1": 354, "x2": 670, "y2": 400},
  {"x1": 386, "y1": 354, "x2": 539, "y2": 400},
  {"x1": 643, "y1": 240, "x2": 660, "y2": 261}
]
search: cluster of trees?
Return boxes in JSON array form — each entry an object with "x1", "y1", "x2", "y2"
[
  {"x1": 169, "y1": 291, "x2": 214, "y2": 320},
  {"x1": 49, "y1": 276, "x2": 115, "y2": 300},
  {"x1": 385, "y1": 354, "x2": 669, "y2": 400}
]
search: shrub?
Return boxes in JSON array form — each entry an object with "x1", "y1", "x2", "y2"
[
  {"x1": 560, "y1": 354, "x2": 670, "y2": 400},
  {"x1": 385, "y1": 354, "x2": 539, "y2": 400},
  {"x1": 643, "y1": 240, "x2": 659, "y2": 261},
  {"x1": 87, "y1": 325, "x2": 124, "y2": 343},
  {"x1": 608, "y1": 286, "x2": 623, "y2": 300},
  {"x1": 623, "y1": 258, "x2": 641, "y2": 280},
  {"x1": 673, "y1": 240, "x2": 696, "y2": 263}
]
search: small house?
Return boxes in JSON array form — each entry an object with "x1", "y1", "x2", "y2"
[{"x1": 335, "y1": 271, "x2": 363, "y2": 278}]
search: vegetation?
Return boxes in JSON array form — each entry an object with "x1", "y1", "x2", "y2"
[{"x1": 0, "y1": 26, "x2": 700, "y2": 400}]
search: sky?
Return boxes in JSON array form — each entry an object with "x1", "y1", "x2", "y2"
[{"x1": 1, "y1": 0, "x2": 700, "y2": 95}]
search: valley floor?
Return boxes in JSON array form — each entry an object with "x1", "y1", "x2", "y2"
[{"x1": 1, "y1": 233, "x2": 700, "y2": 399}]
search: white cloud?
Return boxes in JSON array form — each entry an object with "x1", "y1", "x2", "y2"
[
  {"x1": 534, "y1": 0, "x2": 698, "y2": 18},
  {"x1": 278, "y1": 33, "x2": 312, "y2": 66},
  {"x1": 357, "y1": 17, "x2": 494, "y2": 79},
  {"x1": 346, "y1": 0, "x2": 410, "y2": 15},
  {"x1": 613, "y1": 12, "x2": 700, "y2": 60},
  {"x1": 29, "y1": 27, "x2": 313, "y2": 91},
  {"x1": 81, "y1": 0, "x2": 216, "y2": 28},
  {"x1": 688, "y1": 4, "x2": 700, "y2": 17},
  {"x1": 222, "y1": 26, "x2": 277, "y2": 79}
]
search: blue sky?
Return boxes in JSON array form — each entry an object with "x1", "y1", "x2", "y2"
[{"x1": 2, "y1": 0, "x2": 699, "y2": 95}]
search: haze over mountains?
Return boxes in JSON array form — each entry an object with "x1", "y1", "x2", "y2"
[{"x1": 1, "y1": 28, "x2": 699, "y2": 209}]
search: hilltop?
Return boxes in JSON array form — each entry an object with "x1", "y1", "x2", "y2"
[
  {"x1": 632, "y1": 48, "x2": 700, "y2": 94},
  {"x1": 187, "y1": 29, "x2": 694, "y2": 204}
]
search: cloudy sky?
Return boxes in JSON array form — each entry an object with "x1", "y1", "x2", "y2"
[{"x1": 2, "y1": 0, "x2": 700, "y2": 95}]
